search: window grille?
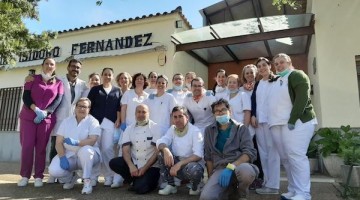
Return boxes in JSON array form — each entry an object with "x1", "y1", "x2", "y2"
[{"x1": 0, "y1": 87, "x2": 23, "y2": 131}]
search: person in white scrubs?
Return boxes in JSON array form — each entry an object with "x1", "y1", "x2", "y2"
[
  {"x1": 111, "y1": 71, "x2": 132, "y2": 188},
  {"x1": 145, "y1": 75, "x2": 177, "y2": 136},
  {"x1": 183, "y1": 77, "x2": 216, "y2": 135},
  {"x1": 250, "y1": 57, "x2": 280, "y2": 195},
  {"x1": 224, "y1": 74, "x2": 251, "y2": 125},
  {"x1": 167, "y1": 73, "x2": 190, "y2": 106},
  {"x1": 48, "y1": 98, "x2": 101, "y2": 195},
  {"x1": 212, "y1": 69, "x2": 228, "y2": 100},
  {"x1": 239, "y1": 64, "x2": 263, "y2": 190},
  {"x1": 120, "y1": 73, "x2": 149, "y2": 129},
  {"x1": 268, "y1": 53, "x2": 317, "y2": 200},
  {"x1": 184, "y1": 71, "x2": 196, "y2": 91},
  {"x1": 145, "y1": 71, "x2": 158, "y2": 94},
  {"x1": 82, "y1": 73, "x2": 101, "y2": 97}
]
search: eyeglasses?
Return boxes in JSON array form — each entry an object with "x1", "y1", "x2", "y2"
[
  {"x1": 213, "y1": 108, "x2": 228, "y2": 115},
  {"x1": 192, "y1": 84, "x2": 203, "y2": 88},
  {"x1": 76, "y1": 105, "x2": 90, "y2": 109}
]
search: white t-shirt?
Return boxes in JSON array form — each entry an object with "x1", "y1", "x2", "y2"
[
  {"x1": 183, "y1": 94, "x2": 216, "y2": 134},
  {"x1": 144, "y1": 93, "x2": 177, "y2": 135},
  {"x1": 156, "y1": 123, "x2": 204, "y2": 159},
  {"x1": 57, "y1": 115, "x2": 101, "y2": 157},
  {"x1": 225, "y1": 91, "x2": 251, "y2": 123},
  {"x1": 121, "y1": 120, "x2": 161, "y2": 168},
  {"x1": 121, "y1": 89, "x2": 149, "y2": 125},
  {"x1": 144, "y1": 88, "x2": 157, "y2": 95}
]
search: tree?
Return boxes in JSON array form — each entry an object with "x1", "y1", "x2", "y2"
[
  {"x1": 0, "y1": 0, "x2": 56, "y2": 66},
  {"x1": 272, "y1": 0, "x2": 302, "y2": 10}
]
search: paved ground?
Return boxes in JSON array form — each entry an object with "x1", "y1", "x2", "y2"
[{"x1": 0, "y1": 162, "x2": 344, "y2": 200}]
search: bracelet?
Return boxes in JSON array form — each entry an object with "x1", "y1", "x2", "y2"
[{"x1": 226, "y1": 163, "x2": 236, "y2": 171}]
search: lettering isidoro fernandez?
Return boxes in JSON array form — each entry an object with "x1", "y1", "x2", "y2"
[{"x1": 0, "y1": 33, "x2": 153, "y2": 65}]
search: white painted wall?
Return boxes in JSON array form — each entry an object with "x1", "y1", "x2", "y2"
[{"x1": 308, "y1": 0, "x2": 360, "y2": 127}]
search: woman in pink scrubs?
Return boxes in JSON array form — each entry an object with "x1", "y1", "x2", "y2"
[{"x1": 18, "y1": 57, "x2": 64, "y2": 187}]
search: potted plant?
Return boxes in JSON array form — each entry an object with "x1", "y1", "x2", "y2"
[
  {"x1": 339, "y1": 125, "x2": 360, "y2": 189},
  {"x1": 315, "y1": 127, "x2": 344, "y2": 177},
  {"x1": 307, "y1": 139, "x2": 319, "y2": 174}
]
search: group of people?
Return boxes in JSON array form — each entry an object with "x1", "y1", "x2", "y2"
[{"x1": 17, "y1": 52, "x2": 316, "y2": 200}]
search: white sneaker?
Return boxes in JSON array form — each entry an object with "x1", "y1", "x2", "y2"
[
  {"x1": 281, "y1": 191, "x2": 296, "y2": 200},
  {"x1": 189, "y1": 187, "x2": 201, "y2": 195},
  {"x1": 111, "y1": 182, "x2": 123, "y2": 188},
  {"x1": 34, "y1": 178, "x2": 43, "y2": 187},
  {"x1": 47, "y1": 176, "x2": 56, "y2": 184},
  {"x1": 255, "y1": 187, "x2": 279, "y2": 194},
  {"x1": 17, "y1": 177, "x2": 29, "y2": 187},
  {"x1": 104, "y1": 177, "x2": 113, "y2": 187},
  {"x1": 158, "y1": 185, "x2": 177, "y2": 195},
  {"x1": 81, "y1": 179, "x2": 92, "y2": 195},
  {"x1": 63, "y1": 173, "x2": 79, "y2": 190}
]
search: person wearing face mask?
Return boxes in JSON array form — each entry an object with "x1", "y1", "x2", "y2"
[
  {"x1": 224, "y1": 74, "x2": 251, "y2": 126},
  {"x1": 18, "y1": 57, "x2": 64, "y2": 187},
  {"x1": 212, "y1": 69, "x2": 228, "y2": 100},
  {"x1": 268, "y1": 53, "x2": 316, "y2": 200},
  {"x1": 167, "y1": 73, "x2": 190, "y2": 106},
  {"x1": 109, "y1": 104, "x2": 162, "y2": 194},
  {"x1": 200, "y1": 99, "x2": 258, "y2": 200}
]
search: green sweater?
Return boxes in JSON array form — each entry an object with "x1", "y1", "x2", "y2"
[{"x1": 288, "y1": 70, "x2": 316, "y2": 125}]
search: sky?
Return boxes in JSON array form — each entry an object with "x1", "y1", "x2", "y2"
[{"x1": 25, "y1": 0, "x2": 221, "y2": 34}]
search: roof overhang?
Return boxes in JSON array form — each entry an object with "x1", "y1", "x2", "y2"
[{"x1": 172, "y1": 13, "x2": 314, "y2": 64}]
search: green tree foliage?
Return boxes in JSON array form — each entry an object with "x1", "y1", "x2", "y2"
[
  {"x1": 0, "y1": 0, "x2": 56, "y2": 65},
  {"x1": 272, "y1": 0, "x2": 302, "y2": 10}
]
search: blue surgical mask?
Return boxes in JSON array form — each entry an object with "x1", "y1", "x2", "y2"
[
  {"x1": 215, "y1": 114, "x2": 230, "y2": 125},
  {"x1": 277, "y1": 69, "x2": 290, "y2": 77},
  {"x1": 173, "y1": 85, "x2": 183, "y2": 91}
]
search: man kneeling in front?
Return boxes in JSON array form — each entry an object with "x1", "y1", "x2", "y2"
[
  {"x1": 200, "y1": 98, "x2": 258, "y2": 200},
  {"x1": 48, "y1": 97, "x2": 101, "y2": 194}
]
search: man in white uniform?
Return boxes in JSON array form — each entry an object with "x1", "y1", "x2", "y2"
[
  {"x1": 183, "y1": 77, "x2": 216, "y2": 135},
  {"x1": 48, "y1": 98, "x2": 101, "y2": 195},
  {"x1": 157, "y1": 106, "x2": 204, "y2": 196},
  {"x1": 109, "y1": 104, "x2": 162, "y2": 194}
]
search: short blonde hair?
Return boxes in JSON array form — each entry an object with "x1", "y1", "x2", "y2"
[
  {"x1": 227, "y1": 74, "x2": 241, "y2": 86},
  {"x1": 273, "y1": 53, "x2": 292, "y2": 64}
]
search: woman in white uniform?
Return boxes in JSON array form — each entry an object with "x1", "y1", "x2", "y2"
[
  {"x1": 82, "y1": 73, "x2": 100, "y2": 97},
  {"x1": 48, "y1": 98, "x2": 101, "y2": 194},
  {"x1": 145, "y1": 71, "x2": 158, "y2": 94},
  {"x1": 268, "y1": 53, "x2": 316, "y2": 200},
  {"x1": 212, "y1": 69, "x2": 228, "y2": 100},
  {"x1": 167, "y1": 73, "x2": 190, "y2": 106},
  {"x1": 185, "y1": 71, "x2": 196, "y2": 90},
  {"x1": 87, "y1": 68, "x2": 121, "y2": 186},
  {"x1": 120, "y1": 73, "x2": 149, "y2": 129},
  {"x1": 112, "y1": 72, "x2": 132, "y2": 188},
  {"x1": 250, "y1": 57, "x2": 281, "y2": 195},
  {"x1": 145, "y1": 75, "x2": 177, "y2": 136},
  {"x1": 239, "y1": 64, "x2": 263, "y2": 190},
  {"x1": 224, "y1": 74, "x2": 251, "y2": 125}
]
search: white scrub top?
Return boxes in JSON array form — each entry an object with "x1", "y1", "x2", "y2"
[
  {"x1": 225, "y1": 91, "x2": 251, "y2": 124},
  {"x1": 183, "y1": 94, "x2": 216, "y2": 134},
  {"x1": 121, "y1": 89, "x2": 149, "y2": 126},
  {"x1": 144, "y1": 93, "x2": 177, "y2": 136},
  {"x1": 57, "y1": 115, "x2": 101, "y2": 157}
]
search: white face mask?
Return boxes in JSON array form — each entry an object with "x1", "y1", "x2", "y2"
[{"x1": 41, "y1": 71, "x2": 53, "y2": 81}]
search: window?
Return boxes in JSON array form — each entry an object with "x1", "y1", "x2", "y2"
[
  {"x1": 356, "y1": 56, "x2": 360, "y2": 103},
  {"x1": 0, "y1": 87, "x2": 23, "y2": 131}
]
